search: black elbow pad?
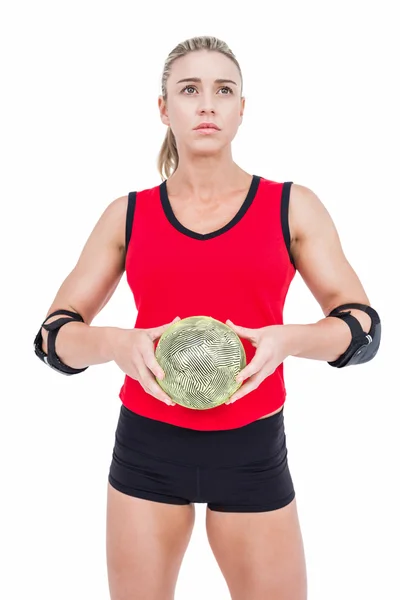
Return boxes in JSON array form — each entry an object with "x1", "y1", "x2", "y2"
[
  {"x1": 327, "y1": 303, "x2": 381, "y2": 368},
  {"x1": 34, "y1": 309, "x2": 89, "y2": 375}
]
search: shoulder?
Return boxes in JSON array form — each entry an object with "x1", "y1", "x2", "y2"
[
  {"x1": 101, "y1": 182, "x2": 161, "y2": 248},
  {"x1": 288, "y1": 183, "x2": 334, "y2": 242},
  {"x1": 91, "y1": 195, "x2": 129, "y2": 252},
  {"x1": 101, "y1": 181, "x2": 160, "y2": 226},
  {"x1": 102, "y1": 194, "x2": 130, "y2": 228}
]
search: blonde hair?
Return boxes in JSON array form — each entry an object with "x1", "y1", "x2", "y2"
[{"x1": 157, "y1": 36, "x2": 243, "y2": 181}]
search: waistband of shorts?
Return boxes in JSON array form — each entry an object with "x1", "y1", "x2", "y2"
[{"x1": 118, "y1": 404, "x2": 286, "y2": 466}]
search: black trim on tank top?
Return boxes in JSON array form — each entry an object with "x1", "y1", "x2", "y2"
[
  {"x1": 281, "y1": 182, "x2": 296, "y2": 270},
  {"x1": 125, "y1": 191, "x2": 137, "y2": 257},
  {"x1": 159, "y1": 175, "x2": 261, "y2": 241}
]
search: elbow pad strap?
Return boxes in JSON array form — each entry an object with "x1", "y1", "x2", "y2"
[
  {"x1": 34, "y1": 309, "x2": 89, "y2": 375},
  {"x1": 327, "y1": 303, "x2": 381, "y2": 368}
]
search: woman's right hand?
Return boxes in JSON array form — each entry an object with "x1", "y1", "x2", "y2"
[{"x1": 110, "y1": 317, "x2": 181, "y2": 406}]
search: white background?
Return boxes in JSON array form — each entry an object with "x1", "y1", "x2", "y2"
[{"x1": 1, "y1": 0, "x2": 399, "y2": 598}]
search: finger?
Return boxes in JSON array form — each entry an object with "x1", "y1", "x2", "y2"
[
  {"x1": 226, "y1": 368, "x2": 271, "y2": 404},
  {"x1": 235, "y1": 356, "x2": 265, "y2": 383},
  {"x1": 147, "y1": 380, "x2": 176, "y2": 406},
  {"x1": 136, "y1": 360, "x2": 175, "y2": 406},
  {"x1": 145, "y1": 378, "x2": 176, "y2": 406},
  {"x1": 226, "y1": 319, "x2": 257, "y2": 343},
  {"x1": 148, "y1": 316, "x2": 181, "y2": 342},
  {"x1": 142, "y1": 346, "x2": 165, "y2": 380}
]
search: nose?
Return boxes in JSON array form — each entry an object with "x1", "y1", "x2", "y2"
[
  {"x1": 197, "y1": 92, "x2": 216, "y2": 116},
  {"x1": 197, "y1": 106, "x2": 216, "y2": 118}
]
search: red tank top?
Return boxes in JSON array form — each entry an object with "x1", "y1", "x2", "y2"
[{"x1": 119, "y1": 175, "x2": 296, "y2": 430}]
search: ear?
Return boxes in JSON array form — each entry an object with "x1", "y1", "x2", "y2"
[
  {"x1": 239, "y1": 96, "x2": 245, "y2": 122},
  {"x1": 158, "y1": 95, "x2": 170, "y2": 126}
]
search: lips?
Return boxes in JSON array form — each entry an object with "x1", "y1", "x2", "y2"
[{"x1": 194, "y1": 122, "x2": 221, "y2": 130}]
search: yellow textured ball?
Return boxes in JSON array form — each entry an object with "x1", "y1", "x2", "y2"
[{"x1": 155, "y1": 316, "x2": 246, "y2": 410}]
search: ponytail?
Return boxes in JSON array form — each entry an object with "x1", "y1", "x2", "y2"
[{"x1": 157, "y1": 127, "x2": 179, "y2": 181}]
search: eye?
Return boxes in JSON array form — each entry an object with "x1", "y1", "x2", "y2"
[
  {"x1": 219, "y1": 86, "x2": 233, "y2": 95},
  {"x1": 181, "y1": 85, "x2": 234, "y2": 95},
  {"x1": 181, "y1": 85, "x2": 197, "y2": 94}
]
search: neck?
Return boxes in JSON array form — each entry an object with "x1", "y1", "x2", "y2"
[{"x1": 167, "y1": 154, "x2": 247, "y2": 201}]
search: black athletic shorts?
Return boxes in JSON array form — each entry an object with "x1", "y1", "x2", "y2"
[{"x1": 108, "y1": 404, "x2": 295, "y2": 513}]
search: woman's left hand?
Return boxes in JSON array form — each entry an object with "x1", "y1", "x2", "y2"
[{"x1": 224, "y1": 319, "x2": 290, "y2": 404}]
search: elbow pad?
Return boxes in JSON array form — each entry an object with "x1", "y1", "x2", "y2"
[
  {"x1": 34, "y1": 309, "x2": 89, "y2": 375},
  {"x1": 327, "y1": 303, "x2": 381, "y2": 368}
]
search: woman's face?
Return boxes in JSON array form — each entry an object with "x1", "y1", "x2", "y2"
[{"x1": 159, "y1": 50, "x2": 245, "y2": 157}]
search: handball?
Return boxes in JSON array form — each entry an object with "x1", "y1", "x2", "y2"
[{"x1": 155, "y1": 316, "x2": 246, "y2": 410}]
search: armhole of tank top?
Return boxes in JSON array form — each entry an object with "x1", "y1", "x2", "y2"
[
  {"x1": 125, "y1": 191, "x2": 137, "y2": 261},
  {"x1": 281, "y1": 182, "x2": 296, "y2": 270}
]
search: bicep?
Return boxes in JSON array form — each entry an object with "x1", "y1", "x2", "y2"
[
  {"x1": 43, "y1": 195, "x2": 128, "y2": 325},
  {"x1": 289, "y1": 184, "x2": 371, "y2": 328}
]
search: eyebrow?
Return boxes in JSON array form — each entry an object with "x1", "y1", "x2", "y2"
[{"x1": 176, "y1": 77, "x2": 238, "y2": 86}]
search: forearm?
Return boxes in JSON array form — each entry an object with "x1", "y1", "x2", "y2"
[
  {"x1": 283, "y1": 317, "x2": 354, "y2": 362},
  {"x1": 41, "y1": 322, "x2": 120, "y2": 369}
]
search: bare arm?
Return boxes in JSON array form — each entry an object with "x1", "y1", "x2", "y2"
[
  {"x1": 284, "y1": 184, "x2": 373, "y2": 362},
  {"x1": 39, "y1": 195, "x2": 128, "y2": 369}
]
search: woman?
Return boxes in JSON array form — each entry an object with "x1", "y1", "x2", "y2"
[{"x1": 34, "y1": 36, "x2": 380, "y2": 600}]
